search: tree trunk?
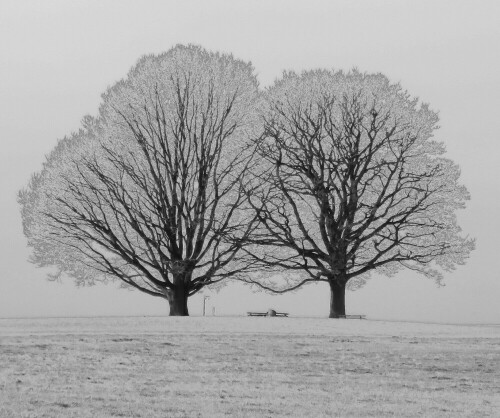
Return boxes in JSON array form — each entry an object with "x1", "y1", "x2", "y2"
[
  {"x1": 166, "y1": 285, "x2": 189, "y2": 316},
  {"x1": 329, "y1": 280, "x2": 346, "y2": 318}
]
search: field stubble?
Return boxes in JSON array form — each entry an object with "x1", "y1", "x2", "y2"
[{"x1": 0, "y1": 317, "x2": 499, "y2": 417}]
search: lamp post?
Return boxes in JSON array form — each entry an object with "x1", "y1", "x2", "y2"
[{"x1": 203, "y1": 296, "x2": 209, "y2": 316}]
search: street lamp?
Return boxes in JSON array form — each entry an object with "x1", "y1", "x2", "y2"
[{"x1": 203, "y1": 296, "x2": 210, "y2": 316}]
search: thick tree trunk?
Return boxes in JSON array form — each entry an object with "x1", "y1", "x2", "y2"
[
  {"x1": 166, "y1": 285, "x2": 189, "y2": 316},
  {"x1": 329, "y1": 280, "x2": 346, "y2": 318}
]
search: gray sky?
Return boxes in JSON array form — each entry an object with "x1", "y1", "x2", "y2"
[{"x1": 1, "y1": 0, "x2": 499, "y2": 323}]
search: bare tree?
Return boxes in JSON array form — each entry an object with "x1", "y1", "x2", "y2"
[
  {"x1": 244, "y1": 70, "x2": 475, "y2": 317},
  {"x1": 19, "y1": 45, "x2": 260, "y2": 316}
]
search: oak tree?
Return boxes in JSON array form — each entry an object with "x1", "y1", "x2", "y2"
[
  {"x1": 244, "y1": 70, "x2": 474, "y2": 317},
  {"x1": 19, "y1": 45, "x2": 260, "y2": 316}
]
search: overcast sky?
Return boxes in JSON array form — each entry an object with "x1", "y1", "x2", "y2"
[{"x1": 1, "y1": 0, "x2": 499, "y2": 323}]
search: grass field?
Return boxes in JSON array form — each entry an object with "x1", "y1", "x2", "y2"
[{"x1": 0, "y1": 317, "x2": 499, "y2": 417}]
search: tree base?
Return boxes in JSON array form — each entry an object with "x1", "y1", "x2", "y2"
[
  {"x1": 329, "y1": 280, "x2": 346, "y2": 318},
  {"x1": 166, "y1": 286, "x2": 189, "y2": 316},
  {"x1": 168, "y1": 312, "x2": 189, "y2": 317}
]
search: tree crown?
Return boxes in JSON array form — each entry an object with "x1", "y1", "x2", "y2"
[
  {"x1": 19, "y1": 45, "x2": 261, "y2": 297},
  {"x1": 244, "y1": 69, "x2": 474, "y2": 291}
]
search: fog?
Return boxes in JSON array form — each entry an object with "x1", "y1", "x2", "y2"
[{"x1": 1, "y1": 0, "x2": 499, "y2": 323}]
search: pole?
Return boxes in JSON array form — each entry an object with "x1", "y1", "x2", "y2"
[{"x1": 203, "y1": 296, "x2": 209, "y2": 316}]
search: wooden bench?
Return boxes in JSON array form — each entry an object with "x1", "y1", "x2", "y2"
[{"x1": 247, "y1": 312, "x2": 289, "y2": 317}]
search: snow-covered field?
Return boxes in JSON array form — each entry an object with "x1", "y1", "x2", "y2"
[{"x1": 1, "y1": 316, "x2": 499, "y2": 417}]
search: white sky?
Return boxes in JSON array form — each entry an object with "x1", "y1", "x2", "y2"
[{"x1": 1, "y1": 0, "x2": 499, "y2": 323}]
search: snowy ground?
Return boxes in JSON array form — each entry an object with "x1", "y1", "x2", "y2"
[{"x1": 1, "y1": 316, "x2": 499, "y2": 417}]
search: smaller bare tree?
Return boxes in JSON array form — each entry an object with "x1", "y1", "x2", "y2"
[{"x1": 243, "y1": 70, "x2": 474, "y2": 317}]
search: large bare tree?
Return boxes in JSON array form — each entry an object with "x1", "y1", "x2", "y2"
[
  {"x1": 244, "y1": 70, "x2": 475, "y2": 317},
  {"x1": 19, "y1": 45, "x2": 260, "y2": 315}
]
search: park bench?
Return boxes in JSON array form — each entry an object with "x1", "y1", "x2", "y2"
[
  {"x1": 334, "y1": 315, "x2": 366, "y2": 319},
  {"x1": 247, "y1": 310, "x2": 289, "y2": 317}
]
